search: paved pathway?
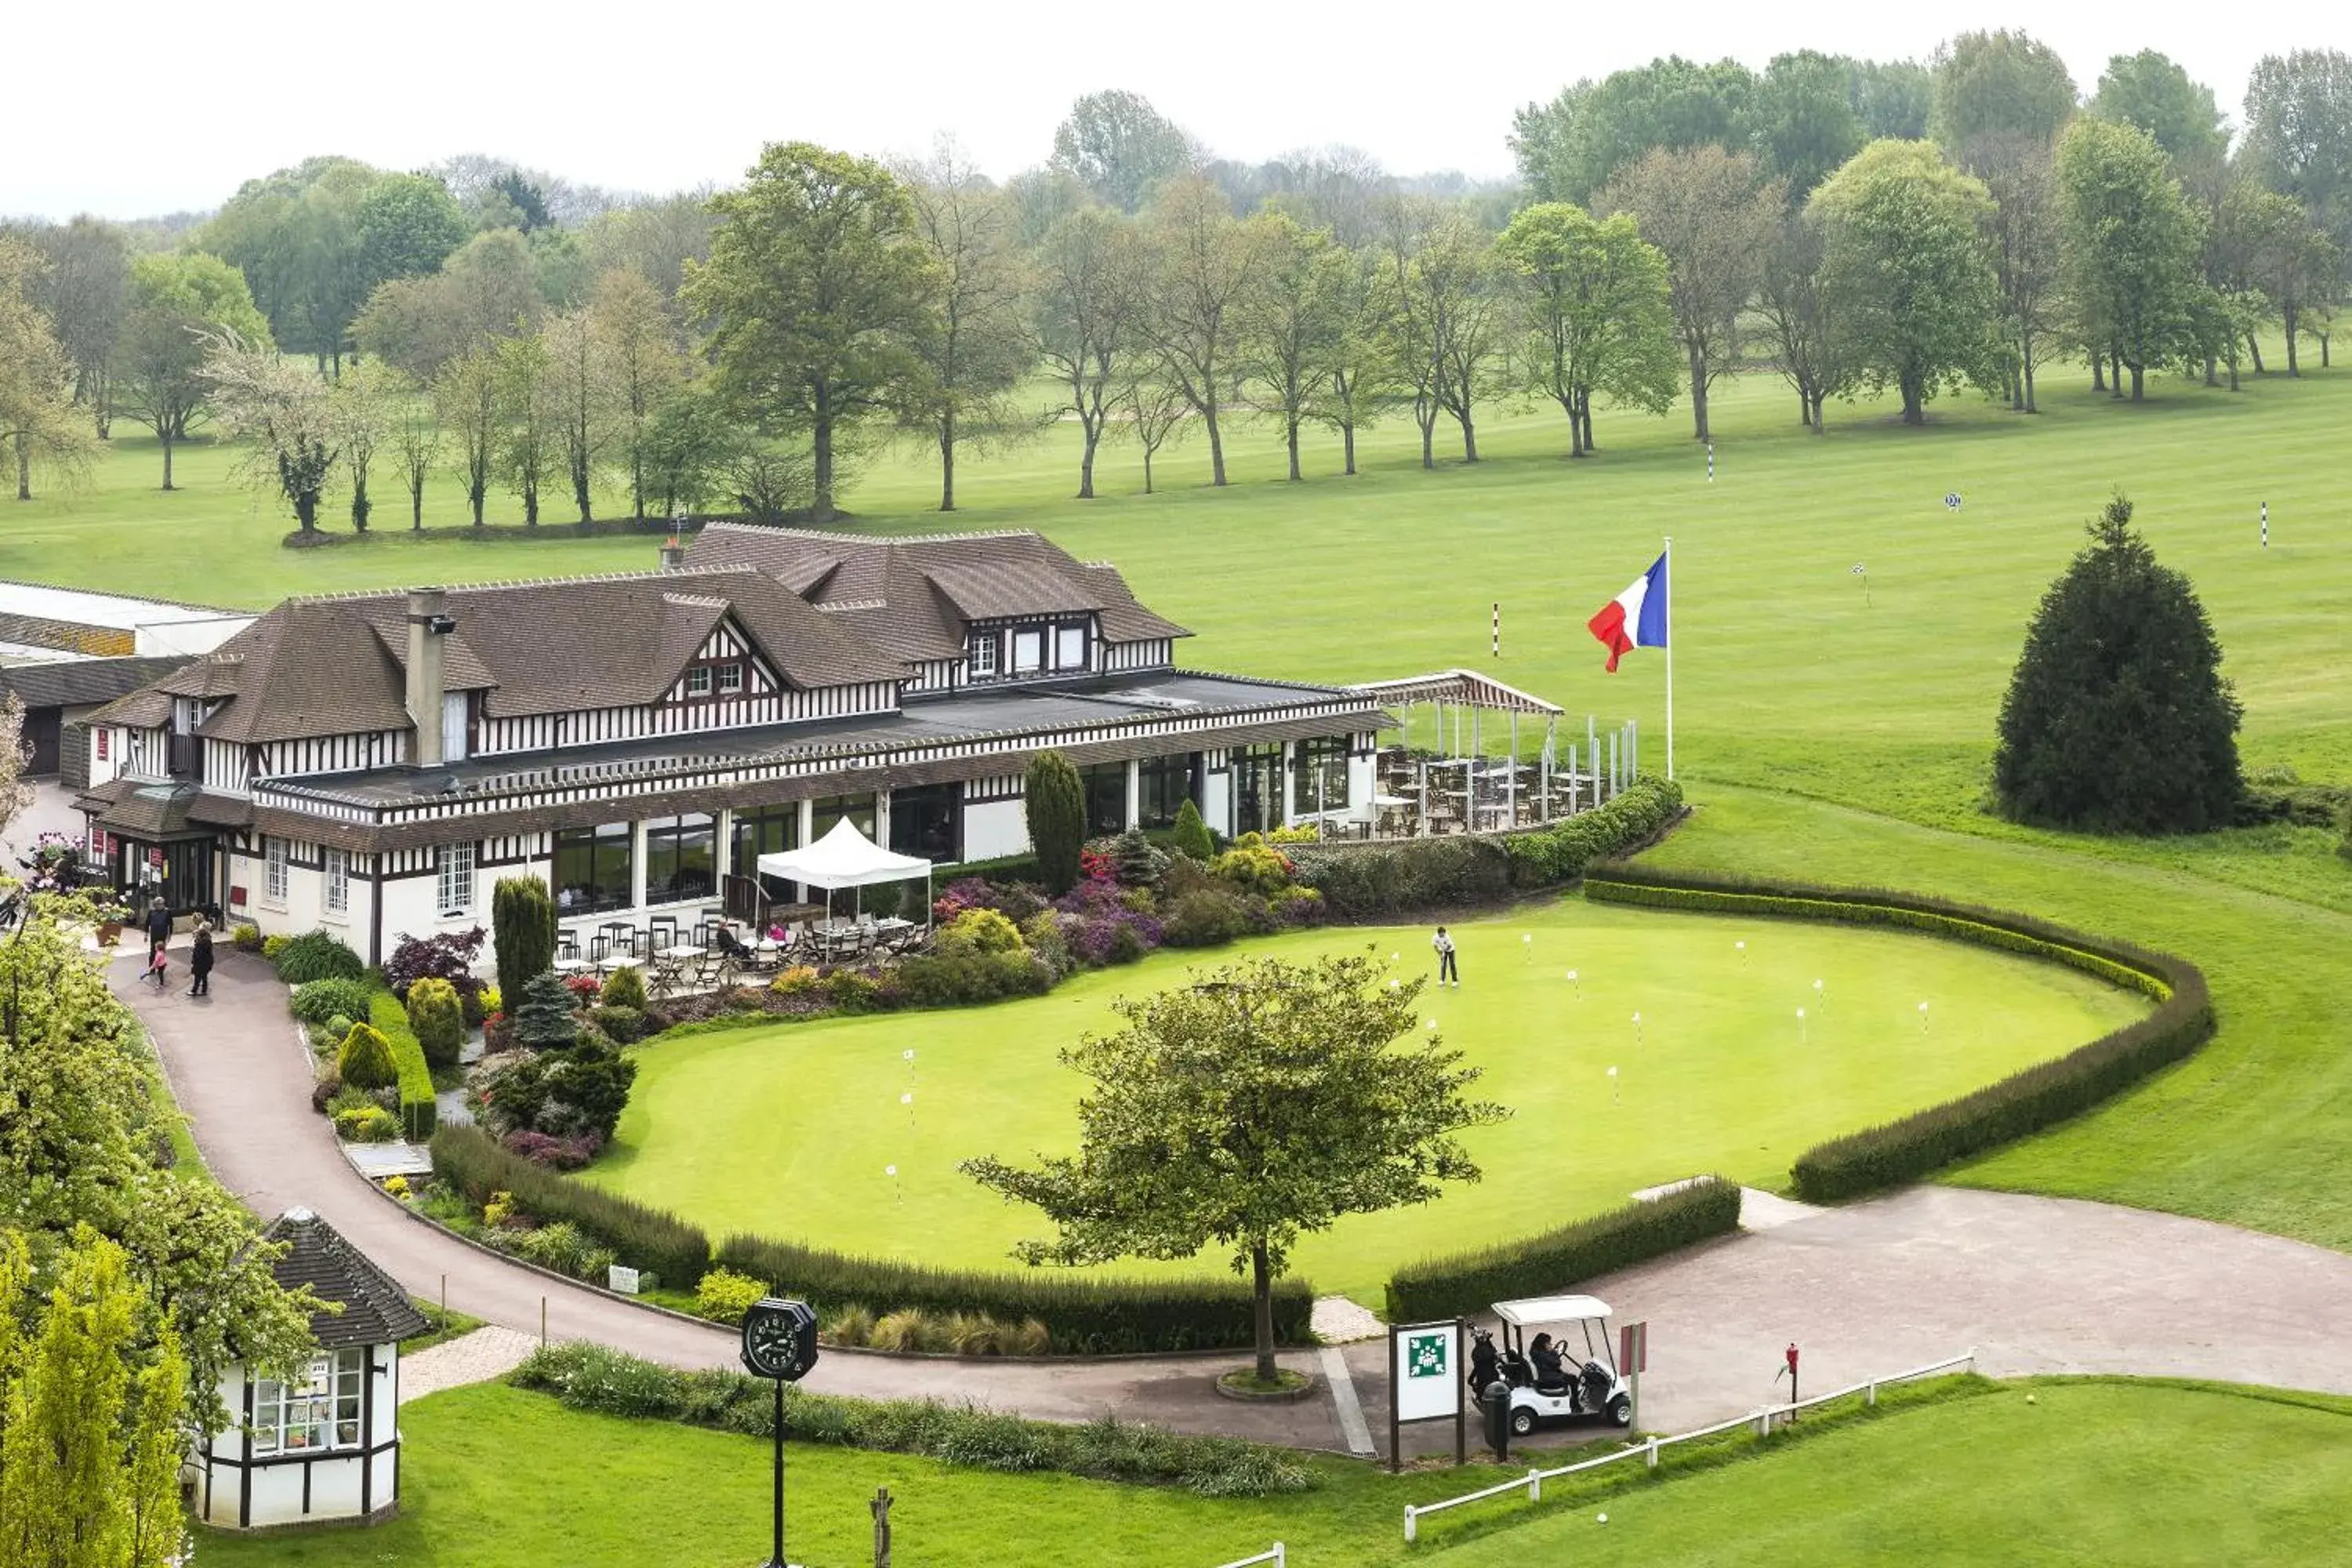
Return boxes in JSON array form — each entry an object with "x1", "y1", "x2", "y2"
[
  {"x1": 128, "y1": 950, "x2": 2352, "y2": 1460},
  {"x1": 400, "y1": 1326, "x2": 541, "y2": 1403}
]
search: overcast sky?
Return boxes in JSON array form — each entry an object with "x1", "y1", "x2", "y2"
[{"x1": 4, "y1": 2, "x2": 2339, "y2": 220}]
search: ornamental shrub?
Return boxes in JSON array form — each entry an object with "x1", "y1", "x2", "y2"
[
  {"x1": 1111, "y1": 830, "x2": 1166, "y2": 887},
  {"x1": 1160, "y1": 890, "x2": 1258, "y2": 949},
  {"x1": 823, "y1": 969, "x2": 888, "y2": 1013},
  {"x1": 1385, "y1": 1178, "x2": 1740, "y2": 1321},
  {"x1": 289, "y1": 977, "x2": 373, "y2": 1025},
  {"x1": 1025, "y1": 750, "x2": 1085, "y2": 895},
  {"x1": 514, "y1": 971, "x2": 582, "y2": 1051},
  {"x1": 492, "y1": 876, "x2": 558, "y2": 1002},
  {"x1": 601, "y1": 964, "x2": 648, "y2": 1011},
  {"x1": 336, "y1": 1022, "x2": 397, "y2": 1090},
  {"x1": 383, "y1": 927, "x2": 487, "y2": 996},
  {"x1": 1287, "y1": 834, "x2": 1515, "y2": 917},
  {"x1": 1497, "y1": 775, "x2": 1685, "y2": 889},
  {"x1": 1210, "y1": 842, "x2": 1291, "y2": 896},
  {"x1": 936, "y1": 907, "x2": 1025, "y2": 957},
  {"x1": 500, "y1": 1129, "x2": 603, "y2": 1171},
  {"x1": 430, "y1": 1125, "x2": 710, "y2": 1286},
  {"x1": 272, "y1": 930, "x2": 364, "y2": 984},
  {"x1": 334, "y1": 1105, "x2": 400, "y2": 1143},
  {"x1": 695, "y1": 1267, "x2": 769, "y2": 1326},
  {"x1": 1171, "y1": 799, "x2": 1214, "y2": 862},
  {"x1": 894, "y1": 950, "x2": 1052, "y2": 1007},
  {"x1": 590, "y1": 1004, "x2": 646, "y2": 1044},
  {"x1": 1992, "y1": 493, "x2": 2242, "y2": 833},
  {"x1": 405, "y1": 977, "x2": 467, "y2": 1070},
  {"x1": 369, "y1": 993, "x2": 438, "y2": 1139}
]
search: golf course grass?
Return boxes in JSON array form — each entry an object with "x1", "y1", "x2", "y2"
[
  {"x1": 195, "y1": 1377, "x2": 2352, "y2": 1568},
  {"x1": 586, "y1": 897, "x2": 2144, "y2": 1299}
]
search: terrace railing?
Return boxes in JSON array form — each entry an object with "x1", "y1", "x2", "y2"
[{"x1": 1401, "y1": 1350, "x2": 1976, "y2": 1543}]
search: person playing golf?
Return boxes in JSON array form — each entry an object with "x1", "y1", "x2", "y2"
[{"x1": 1432, "y1": 925, "x2": 1459, "y2": 988}]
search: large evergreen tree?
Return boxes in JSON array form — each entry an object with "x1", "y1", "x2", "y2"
[
  {"x1": 1993, "y1": 494, "x2": 2241, "y2": 833},
  {"x1": 1025, "y1": 750, "x2": 1086, "y2": 895}
]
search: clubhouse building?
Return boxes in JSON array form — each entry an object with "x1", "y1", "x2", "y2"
[{"x1": 76, "y1": 525, "x2": 1387, "y2": 966}]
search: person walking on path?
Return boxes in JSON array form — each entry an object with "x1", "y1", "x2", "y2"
[
  {"x1": 1432, "y1": 925, "x2": 1459, "y2": 988},
  {"x1": 142, "y1": 897, "x2": 172, "y2": 990},
  {"x1": 188, "y1": 919, "x2": 214, "y2": 997}
]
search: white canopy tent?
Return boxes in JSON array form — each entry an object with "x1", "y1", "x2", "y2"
[{"x1": 755, "y1": 818, "x2": 935, "y2": 930}]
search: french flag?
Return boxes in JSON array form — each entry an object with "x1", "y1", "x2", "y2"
[{"x1": 1587, "y1": 552, "x2": 1669, "y2": 673}]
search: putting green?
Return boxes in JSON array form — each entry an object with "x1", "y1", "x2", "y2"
[{"x1": 588, "y1": 896, "x2": 2146, "y2": 1301}]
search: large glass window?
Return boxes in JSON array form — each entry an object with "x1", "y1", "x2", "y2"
[
  {"x1": 1232, "y1": 745, "x2": 1285, "y2": 836},
  {"x1": 967, "y1": 631, "x2": 996, "y2": 677},
  {"x1": 644, "y1": 813, "x2": 716, "y2": 905},
  {"x1": 1292, "y1": 738, "x2": 1351, "y2": 817},
  {"x1": 554, "y1": 823, "x2": 633, "y2": 915},
  {"x1": 1137, "y1": 753, "x2": 1199, "y2": 829},
  {"x1": 811, "y1": 793, "x2": 877, "y2": 842},
  {"x1": 889, "y1": 783, "x2": 958, "y2": 862},
  {"x1": 252, "y1": 1347, "x2": 365, "y2": 1456},
  {"x1": 730, "y1": 804, "x2": 800, "y2": 902},
  {"x1": 435, "y1": 842, "x2": 477, "y2": 916},
  {"x1": 1078, "y1": 762, "x2": 1128, "y2": 837}
]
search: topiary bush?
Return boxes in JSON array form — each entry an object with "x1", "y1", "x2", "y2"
[
  {"x1": 600, "y1": 964, "x2": 648, "y2": 1011},
  {"x1": 430, "y1": 1125, "x2": 709, "y2": 1286},
  {"x1": 337, "y1": 1022, "x2": 397, "y2": 1090},
  {"x1": 1171, "y1": 798, "x2": 1214, "y2": 862},
  {"x1": 369, "y1": 993, "x2": 438, "y2": 1139},
  {"x1": 289, "y1": 977, "x2": 373, "y2": 1025},
  {"x1": 1024, "y1": 750, "x2": 1085, "y2": 895},
  {"x1": 272, "y1": 930, "x2": 365, "y2": 985},
  {"x1": 405, "y1": 977, "x2": 467, "y2": 1070},
  {"x1": 492, "y1": 875, "x2": 558, "y2": 1003},
  {"x1": 694, "y1": 1266, "x2": 769, "y2": 1326}
]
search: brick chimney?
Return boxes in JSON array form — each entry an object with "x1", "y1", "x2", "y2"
[
  {"x1": 659, "y1": 535, "x2": 688, "y2": 572},
  {"x1": 405, "y1": 588, "x2": 450, "y2": 767}
]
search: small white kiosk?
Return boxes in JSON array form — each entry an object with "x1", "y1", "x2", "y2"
[{"x1": 194, "y1": 1208, "x2": 427, "y2": 1531}]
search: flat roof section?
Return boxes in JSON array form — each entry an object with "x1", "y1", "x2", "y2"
[{"x1": 0, "y1": 580, "x2": 242, "y2": 629}]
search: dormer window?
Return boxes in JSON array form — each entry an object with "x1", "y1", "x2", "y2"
[
  {"x1": 1011, "y1": 630, "x2": 1044, "y2": 674},
  {"x1": 686, "y1": 666, "x2": 713, "y2": 698},
  {"x1": 1054, "y1": 625, "x2": 1087, "y2": 670},
  {"x1": 968, "y1": 632, "x2": 996, "y2": 677},
  {"x1": 717, "y1": 662, "x2": 744, "y2": 695}
]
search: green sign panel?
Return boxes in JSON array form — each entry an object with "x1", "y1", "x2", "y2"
[{"x1": 1407, "y1": 1332, "x2": 1449, "y2": 1378}]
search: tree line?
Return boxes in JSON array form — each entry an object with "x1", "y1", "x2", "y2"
[{"x1": 3, "y1": 42, "x2": 2347, "y2": 527}]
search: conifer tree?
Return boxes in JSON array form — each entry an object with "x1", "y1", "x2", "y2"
[{"x1": 1025, "y1": 750, "x2": 1086, "y2": 894}]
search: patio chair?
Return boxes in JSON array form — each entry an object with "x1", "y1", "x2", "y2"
[
  {"x1": 588, "y1": 935, "x2": 615, "y2": 977},
  {"x1": 557, "y1": 931, "x2": 580, "y2": 962},
  {"x1": 649, "y1": 914, "x2": 681, "y2": 952}
]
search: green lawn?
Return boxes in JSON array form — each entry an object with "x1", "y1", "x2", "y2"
[
  {"x1": 194, "y1": 1377, "x2": 2352, "y2": 1567},
  {"x1": 588, "y1": 899, "x2": 2141, "y2": 1299}
]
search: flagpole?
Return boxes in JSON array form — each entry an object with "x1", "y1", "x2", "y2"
[{"x1": 1663, "y1": 535, "x2": 1674, "y2": 781}]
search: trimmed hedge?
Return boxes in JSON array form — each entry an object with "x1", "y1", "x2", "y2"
[
  {"x1": 1500, "y1": 776, "x2": 1684, "y2": 887},
  {"x1": 1385, "y1": 1178, "x2": 1741, "y2": 1322},
  {"x1": 429, "y1": 1125, "x2": 710, "y2": 1287},
  {"x1": 511, "y1": 1342, "x2": 1312, "y2": 1496},
  {"x1": 1581, "y1": 864, "x2": 2213, "y2": 1202},
  {"x1": 289, "y1": 977, "x2": 374, "y2": 1025},
  {"x1": 715, "y1": 1232, "x2": 1313, "y2": 1356},
  {"x1": 369, "y1": 993, "x2": 438, "y2": 1142}
]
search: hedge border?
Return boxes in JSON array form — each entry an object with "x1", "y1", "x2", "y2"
[
  {"x1": 1581, "y1": 862, "x2": 2213, "y2": 1202},
  {"x1": 369, "y1": 992, "x2": 437, "y2": 1142},
  {"x1": 429, "y1": 1125, "x2": 711, "y2": 1288},
  {"x1": 1385, "y1": 1177, "x2": 1742, "y2": 1322}
]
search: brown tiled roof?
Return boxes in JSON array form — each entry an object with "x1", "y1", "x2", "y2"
[
  {"x1": 84, "y1": 687, "x2": 175, "y2": 728},
  {"x1": 192, "y1": 602, "x2": 425, "y2": 743},
  {"x1": 1077, "y1": 563, "x2": 1189, "y2": 642},
  {"x1": 156, "y1": 655, "x2": 249, "y2": 700},
  {"x1": 0, "y1": 655, "x2": 187, "y2": 713},
  {"x1": 263, "y1": 1209, "x2": 428, "y2": 1349},
  {"x1": 92, "y1": 782, "x2": 250, "y2": 838}
]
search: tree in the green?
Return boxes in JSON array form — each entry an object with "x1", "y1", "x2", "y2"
[
  {"x1": 405, "y1": 976, "x2": 466, "y2": 1070},
  {"x1": 1138, "y1": 175, "x2": 1264, "y2": 486},
  {"x1": 492, "y1": 874, "x2": 558, "y2": 1004},
  {"x1": 1993, "y1": 492, "x2": 2241, "y2": 833},
  {"x1": 1314, "y1": 244, "x2": 1386, "y2": 475},
  {"x1": 1929, "y1": 30, "x2": 2078, "y2": 155},
  {"x1": 113, "y1": 252, "x2": 270, "y2": 489},
  {"x1": 327, "y1": 358, "x2": 397, "y2": 530},
  {"x1": 540, "y1": 307, "x2": 611, "y2": 522},
  {"x1": 1371, "y1": 199, "x2": 1446, "y2": 470},
  {"x1": 600, "y1": 961, "x2": 648, "y2": 1012},
  {"x1": 200, "y1": 328, "x2": 339, "y2": 533},
  {"x1": 1113, "y1": 349, "x2": 1191, "y2": 495},
  {"x1": 494, "y1": 327, "x2": 556, "y2": 524},
  {"x1": 0, "y1": 240, "x2": 98, "y2": 502},
  {"x1": 512, "y1": 970, "x2": 581, "y2": 1051},
  {"x1": 1978, "y1": 140, "x2": 2066, "y2": 412},
  {"x1": 2056, "y1": 118, "x2": 2209, "y2": 402},
  {"x1": 2090, "y1": 52, "x2": 2228, "y2": 171},
  {"x1": 488, "y1": 170, "x2": 553, "y2": 233},
  {"x1": 1755, "y1": 206, "x2": 1849, "y2": 430},
  {"x1": 338, "y1": 1021, "x2": 397, "y2": 1087},
  {"x1": 589, "y1": 267, "x2": 684, "y2": 517},
  {"x1": 0, "y1": 1229, "x2": 188, "y2": 1566},
  {"x1": 1751, "y1": 51, "x2": 1868, "y2": 200},
  {"x1": 1050, "y1": 90, "x2": 1196, "y2": 213},
  {"x1": 688, "y1": 142, "x2": 938, "y2": 523},
  {"x1": 580, "y1": 194, "x2": 714, "y2": 307},
  {"x1": 433, "y1": 344, "x2": 500, "y2": 524},
  {"x1": 1417, "y1": 214, "x2": 1507, "y2": 463},
  {"x1": 1029, "y1": 205, "x2": 1142, "y2": 500},
  {"x1": 15, "y1": 216, "x2": 129, "y2": 434},
  {"x1": 1496, "y1": 202, "x2": 1679, "y2": 457},
  {"x1": 200, "y1": 157, "x2": 380, "y2": 372},
  {"x1": 1236, "y1": 211, "x2": 1351, "y2": 481},
  {"x1": 1853, "y1": 57, "x2": 1935, "y2": 140},
  {"x1": 353, "y1": 227, "x2": 541, "y2": 380},
  {"x1": 1602, "y1": 146, "x2": 1780, "y2": 441},
  {"x1": 2243, "y1": 50, "x2": 2352, "y2": 255},
  {"x1": 898, "y1": 143, "x2": 1034, "y2": 511},
  {"x1": 1024, "y1": 750, "x2": 1086, "y2": 895},
  {"x1": 2217, "y1": 183, "x2": 2340, "y2": 377},
  {"x1": 638, "y1": 383, "x2": 735, "y2": 516},
  {"x1": 355, "y1": 172, "x2": 470, "y2": 289},
  {"x1": 1171, "y1": 798, "x2": 1214, "y2": 861},
  {"x1": 1809, "y1": 139, "x2": 2004, "y2": 424},
  {"x1": 1510, "y1": 56, "x2": 1759, "y2": 205},
  {"x1": 964, "y1": 953, "x2": 1507, "y2": 1383}
]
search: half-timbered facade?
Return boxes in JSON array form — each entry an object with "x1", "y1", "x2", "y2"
[{"x1": 77, "y1": 528, "x2": 1384, "y2": 964}]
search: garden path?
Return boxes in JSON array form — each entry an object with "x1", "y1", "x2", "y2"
[{"x1": 126, "y1": 950, "x2": 2352, "y2": 1461}]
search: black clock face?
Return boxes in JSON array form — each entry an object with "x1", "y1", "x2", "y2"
[{"x1": 742, "y1": 1308, "x2": 798, "y2": 1377}]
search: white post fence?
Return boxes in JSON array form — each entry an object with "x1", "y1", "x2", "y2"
[
  {"x1": 1401, "y1": 1351, "x2": 1974, "y2": 1543},
  {"x1": 1211, "y1": 1545, "x2": 1284, "y2": 1568}
]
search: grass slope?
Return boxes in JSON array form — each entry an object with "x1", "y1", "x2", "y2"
[{"x1": 587, "y1": 900, "x2": 2139, "y2": 1298}]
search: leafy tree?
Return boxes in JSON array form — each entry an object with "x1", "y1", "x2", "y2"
[
  {"x1": 1417, "y1": 216, "x2": 1507, "y2": 462},
  {"x1": 355, "y1": 172, "x2": 470, "y2": 290},
  {"x1": 390, "y1": 373, "x2": 441, "y2": 528},
  {"x1": 1171, "y1": 798, "x2": 1214, "y2": 861},
  {"x1": 1752, "y1": 51, "x2": 1868, "y2": 200},
  {"x1": 113, "y1": 252, "x2": 270, "y2": 489},
  {"x1": 1115, "y1": 351, "x2": 1191, "y2": 495},
  {"x1": 589, "y1": 267, "x2": 684, "y2": 516},
  {"x1": 1810, "y1": 139, "x2": 2003, "y2": 423},
  {"x1": 2090, "y1": 52, "x2": 2228, "y2": 170},
  {"x1": 1602, "y1": 147, "x2": 1780, "y2": 441},
  {"x1": 639, "y1": 383, "x2": 736, "y2": 516},
  {"x1": 1051, "y1": 90, "x2": 1196, "y2": 213},
  {"x1": 495, "y1": 328, "x2": 557, "y2": 524},
  {"x1": 488, "y1": 170, "x2": 553, "y2": 233},
  {"x1": 540, "y1": 308, "x2": 611, "y2": 522},
  {"x1": 1371, "y1": 198, "x2": 1446, "y2": 469},
  {"x1": 201, "y1": 330, "x2": 339, "y2": 533},
  {"x1": 1511, "y1": 56, "x2": 1759, "y2": 205},
  {"x1": 0, "y1": 241, "x2": 98, "y2": 502},
  {"x1": 581, "y1": 194, "x2": 715, "y2": 308},
  {"x1": 1755, "y1": 206, "x2": 1849, "y2": 430},
  {"x1": 898, "y1": 143, "x2": 1035, "y2": 511},
  {"x1": 1497, "y1": 202, "x2": 1679, "y2": 457},
  {"x1": 2243, "y1": 50, "x2": 2352, "y2": 254},
  {"x1": 964, "y1": 953, "x2": 1507, "y2": 1381},
  {"x1": 1139, "y1": 176, "x2": 1263, "y2": 486},
  {"x1": 1029, "y1": 205, "x2": 1141, "y2": 499},
  {"x1": 1929, "y1": 30, "x2": 2078, "y2": 154},
  {"x1": 2056, "y1": 118, "x2": 2209, "y2": 401},
  {"x1": 1978, "y1": 139, "x2": 2066, "y2": 412},
  {"x1": 1314, "y1": 243, "x2": 1386, "y2": 475},
  {"x1": 2216, "y1": 181, "x2": 2340, "y2": 377},
  {"x1": 1024, "y1": 750, "x2": 1085, "y2": 894},
  {"x1": 405, "y1": 977, "x2": 466, "y2": 1071},
  {"x1": 688, "y1": 142, "x2": 938, "y2": 523},
  {"x1": 328, "y1": 359, "x2": 398, "y2": 530},
  {"x1": 434, "y1": 345, "x2": 500, "y2": 524},
  {"x1": 14, "y1": 216, "x2": 129, "y2": 434},
  {"x1": 1236, "y1": 212, "x2": 1351, "y2": 481},
  {"x1": 353, "y1": 227, "x2": 541, "y2": 379},
  {"x1": 1993, "y1": 492, "x2": 2241, "y2": 833},
  {"x1": 1852, "y1": 57, "x2": 1935, "y2": 140},
  {"x1": 492, "y1": 874, "x2": 558, "y2": 1004}
]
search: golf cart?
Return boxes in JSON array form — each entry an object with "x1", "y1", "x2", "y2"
[{"x1": 1473, "y1": 1294, "x2": 1633, "y2": 1436}]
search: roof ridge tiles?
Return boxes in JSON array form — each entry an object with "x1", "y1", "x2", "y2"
[
  {"x1": 696, "y1": 521, "x2": 1044, "y2": 547},
  {"x1": 278, "y1": 563, "x2": 769, "y2": 604}
]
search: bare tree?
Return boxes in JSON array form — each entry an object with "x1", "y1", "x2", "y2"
[
  {"x1": 1116, "y1": 352, "x2": 1192, "y2": 495},
  {"x1": 1755, "y1": 209, "x2": 1848, "y2": 430},
  {"x1": 1316, "y1": 244, "x2": 1387, "y2": 475},
  {"x1": 1418, "y1": 215, "x2": 1507, "y2": 462},
  {"x1": 1236, "y1": 212, "x2": 1349, "y2": 481},
  {"x1": 1141, "y1": 176, "x2": 1265, "y2": 486},
  {"x1": 1030, "y1": 205, "x2": 1140, "y2": 499},
  {"x1": 495, "y1": 329, "x2": 557, "y2": 524},
  {"x1": 541, "y1": 308, "x2": 611, "y2": 522}
]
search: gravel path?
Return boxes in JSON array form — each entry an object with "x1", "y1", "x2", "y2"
[{"x1": 400, "y1": 1327, "x2": 542, "y2": 1403}]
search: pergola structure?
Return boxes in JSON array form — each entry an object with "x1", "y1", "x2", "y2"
[{"x1": 1346, "y1": 670, "x2": 1637, "y2": 837}]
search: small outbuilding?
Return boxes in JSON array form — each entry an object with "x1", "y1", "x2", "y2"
[{"x1": 194, "y1": 1207, "x2": 427, "y2": 1531}]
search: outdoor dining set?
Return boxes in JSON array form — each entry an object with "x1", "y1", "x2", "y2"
[{"x1": 551, "y1": 910, "x2": 928, "y2": 998}]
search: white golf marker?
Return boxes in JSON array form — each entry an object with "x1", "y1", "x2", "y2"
[
  {"x1": 1567, "y1": 968, "x2": 1581, "y2": 999},
  {"x1": 1607, "y1": 1064, "x2": 1619, "y2": 1104},
  {"x1": 885, "y1": 1163, "x2": 902, "y2": 1202},
  {"x1": 1919, "y1": 1000, "x2": 1931, "y2": 1033},
  {"x1": 1736, "y1": 939, "x2": 1747, "y2": 967},
  {"x1": 1632, "y1": 1011, "x2": 1643, "y2": 1047},
  {"x1": 1388, "y1": 977, "x2": 1402, "y2": 989},
  {"x1": 1797, "y1": 1006, "x2": 1807, "y2": 1044},
  {"x1": 1813, "y1": 978, "x2": 1825, "y2": 1013}
]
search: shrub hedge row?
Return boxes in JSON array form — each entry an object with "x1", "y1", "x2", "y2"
[
  {"x1": 511, "y1": 1342, "x2": 1312, "y2": 1496},
  {"x1": 1288, "y1": 776, "x2": 1684, "y2": 917},
  {"x1": 429, "y1": 1125, "x2": 710, "y2": 1287},
  {"x1": 1581, "y1": 864, "x2": 2213, "y2": 1202},
  {"x1": 1384, "y1": 1177, "x2": 1742, "y2": 1323},
  {"x1": 714, "y1": 1232, "x2": 1312, "y2": 1356},
  {"x1": 369, "y1": 992, "x2": 438, "y2": 1142}
]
